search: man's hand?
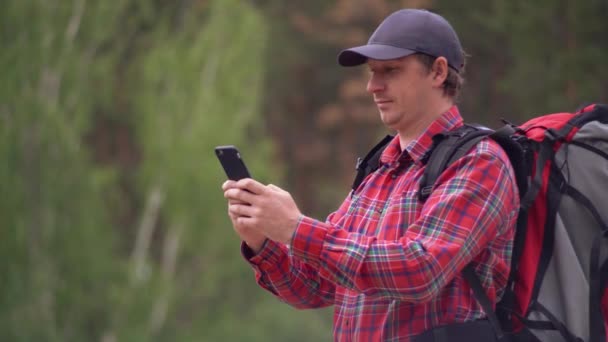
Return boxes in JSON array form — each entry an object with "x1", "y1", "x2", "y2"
[
  {"x1": 223, "y1": 179, "x2": 302, "y2": 245},
  {"x1": 222, "y1": 180, "x2": 267, "y2": 253}
]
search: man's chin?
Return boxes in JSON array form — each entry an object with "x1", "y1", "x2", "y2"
[{"x1": 379, "y1": 113, "x2": 399, "y2": 130}]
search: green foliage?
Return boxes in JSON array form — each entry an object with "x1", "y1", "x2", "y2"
[
  {"x1": 0, "y1": 1, "x2": 130, "y2": 341},
  {"x1": 1, "y1": 0, "x2": 332, "y2": 341},
  {"x1": 439, "y1": 0, "x2": 608, "y2": 123},
  {"x1": 7, "y1": 1, "x2": 606, "y2": 341},
  {"x1": 124, "y1": 0, "x2": 279, "y2": 339},
  {"x1": 496, "y1": 0, "x2": 608, "y2": 115}
]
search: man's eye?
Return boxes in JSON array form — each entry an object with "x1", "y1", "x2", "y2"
[{"x1": 369, "y1": 67, "x2": 397, "y2": 75}]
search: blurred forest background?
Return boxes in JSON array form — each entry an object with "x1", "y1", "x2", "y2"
[{"x1": 2, "y1": 0, "x2": 607, "y2": 341}]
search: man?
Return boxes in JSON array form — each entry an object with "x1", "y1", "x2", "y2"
[{"x1": 223, "y1": 9, "x2": 519, "y2": 341}]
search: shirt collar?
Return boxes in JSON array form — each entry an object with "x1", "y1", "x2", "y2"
[{"x1": 380, "y1": 106, "x2": 464, "y2": 165}]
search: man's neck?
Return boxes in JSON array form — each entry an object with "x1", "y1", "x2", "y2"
[{"x1": 398, "y1": 100, "x2": 454, "y2": 150}]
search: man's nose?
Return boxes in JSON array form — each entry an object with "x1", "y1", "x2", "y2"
[{"x1": 366, "y1": 74, "x2": 385, "y2": 94}]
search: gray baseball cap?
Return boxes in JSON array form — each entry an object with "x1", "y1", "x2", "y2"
[{"x1": 337, "y1": 9, "x2": 464, "y2": 72}]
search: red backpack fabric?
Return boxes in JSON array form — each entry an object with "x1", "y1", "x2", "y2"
[
  {"x1": 352, "y1": 104, "x2": 608, "y2": 342},
  {"x1": 491, "y1": 104, "x2": 608, "y2": 342}
]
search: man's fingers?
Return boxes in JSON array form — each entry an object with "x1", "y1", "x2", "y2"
[
  {"x1": 236, "y1": 178, "x2": 267, "y2": 195},
  {"x1": 222, "y1": 180, "x2": 237, "y2": 191},
  {"x1": 224, "y1": 188, "x2": 256, "y2": 204},
  {"x1": 229, "y1": 203, "x2": 257, "y2": 218},
  {"x1": 229, "y1": 199, "x2": 248, "y2": 205},
  {"x1": 235, "y1": 215, "x2": 257, "y2": 228}
]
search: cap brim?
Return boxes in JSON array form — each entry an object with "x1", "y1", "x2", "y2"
[{"x1": 337, "y1": 44, "x2": 417, "y2": 67}]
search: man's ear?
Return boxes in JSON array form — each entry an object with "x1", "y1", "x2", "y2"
[{"x1": 430, "y1": 57, "x2": 449, "y2": 87}]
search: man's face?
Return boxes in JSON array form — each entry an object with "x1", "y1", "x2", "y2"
[{"x1": 366, "y1": 55, "x2": 435, "y2": 133}]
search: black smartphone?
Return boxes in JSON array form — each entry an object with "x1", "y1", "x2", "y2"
[{"x1": 214, "y1": 145, "x2": 252, "y2": 181}]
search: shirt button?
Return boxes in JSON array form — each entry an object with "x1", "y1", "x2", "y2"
[{"x1": 390, "y1": 173, "x2": 397, "y2": 179}]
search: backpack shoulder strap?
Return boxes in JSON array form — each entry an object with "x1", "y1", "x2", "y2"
[
  {"x1": 489, "y1": 125, "x2": 529, "y2": 198},
  {"x1": 419, "y1": 125, "x2": 493, "y2": 202},
  {"x1": 351, "y1": 134, "x2": 394, "y2": 193},
  {"x1": 354, "y1": 123, "x2": 521, "y2": 202},
  {"x1": 356, "y1": 126, "x2": 517, "y2": 339},
  {"x1": 462, "y1": 264, "x2": 508, "y2": 340},
  {"x1": 419, "y1": 125, "x2": 511, "y2": 340}
]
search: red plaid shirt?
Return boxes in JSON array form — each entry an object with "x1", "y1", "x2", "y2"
[{"x1": 244, "y1": 106, "x2": 519, "y2": 341}]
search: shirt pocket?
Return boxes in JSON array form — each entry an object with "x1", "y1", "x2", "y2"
[
  {"x1": 345, "y1": 193, "x2": 389, "y2": 236},
  {"x1": 376, "y1": 189, "x2": 422, "y2": 240}
]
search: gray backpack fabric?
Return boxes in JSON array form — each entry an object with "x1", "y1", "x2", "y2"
[{"x1": 352, "y1": 104, "x2": 608, "y2": 342}]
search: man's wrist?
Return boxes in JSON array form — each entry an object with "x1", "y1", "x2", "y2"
[
  {"x1": 286, "y1": 214, "x2": 305, "y2": 246},
  {"x1": 244, "y1": 238, "x2": 267, "y2": 255}
]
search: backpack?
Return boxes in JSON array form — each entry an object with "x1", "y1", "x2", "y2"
[{"x1": 352, "y1": 104, "x2": 608, "y2": 342}]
